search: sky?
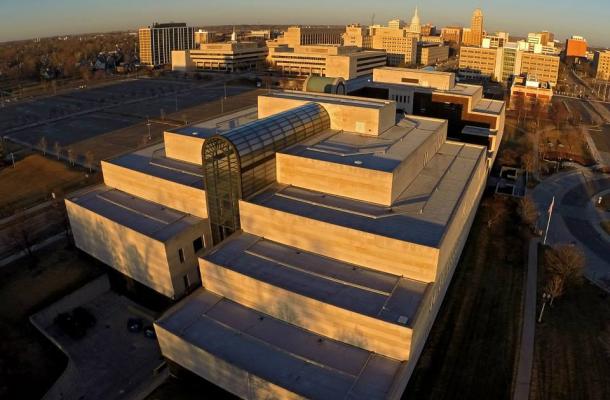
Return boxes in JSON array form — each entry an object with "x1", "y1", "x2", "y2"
[{"x1": 1, "y1": 0, "x2": 608, "y2": 47}]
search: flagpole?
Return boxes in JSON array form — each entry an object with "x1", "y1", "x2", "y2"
[{"x1": 543, "y1": 196, "x2": 555, "y2": 245}]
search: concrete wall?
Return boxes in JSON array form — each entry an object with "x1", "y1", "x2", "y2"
[
  {"x1": 239, "y1": 200, "x2": 439, "y2": 282},
  {"x1": 258, "y1": 94, "x2": 396, "y2": 135},
  {"x1": 200, "y1": 259, "x2": 413, "y2": 360},
  {"x1": 171, "y1": 50, "x2": 194, "y2": 72},
  {"x1": 101, "y1": 161, "x2": 208, "y2": 219},
  {"x1": 276, "y1": 153, "x2": 394, "y2": 205},
  {"x1": 163, "y1": 131, "x2": 205, "y2": 165},
  {"x1": 374, "y1": 68, "x2": 456, "y2": 91},
  {"x1": 388, "y1": 146, "x2": 487, "y2": 397},
  {"x1": 66, "y1": 200, "x2": 201, "y2": 299},
  {"x1": 156, "y1": 324, "x2": 305, "y2": 400},
  {"x1": 390, "y1": 119, "x2": 447, "y2": 201}
]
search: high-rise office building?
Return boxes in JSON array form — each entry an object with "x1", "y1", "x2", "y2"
[
  {"x1": 139, "y1": 22, "x2": 196, "y2": 66},
  {"x1": 462, "y1": 9, "x2": 484, "y2": 46}
]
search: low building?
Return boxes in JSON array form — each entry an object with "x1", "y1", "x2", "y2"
[
  {"x1": 441, "y1": 26, "x2": 462, "y2": 44},
  {"x1": 343, "y1": 22, "x2": 419, "y2": 66},
  {"x1": 593, "y1": 50, "x2": 610, "y2": 80},
  {"x1": 347, "y1": 67, "x2": 505, "y2": 167},
  {"x1": 267, "y1": 44, "x2": 386, "y2": 80},
  {"x1": 418, "y1": 43, "x2": 449, "y2": 65},
  {"x1": 171, "y1": 42, "x2": 268, "y2": 72},
  {"x1": 194, "y1": 29, "x2": 215, "y2": 45},
  {"x1": 509, "y1": 74, "x2": 553, "y2": 109}
]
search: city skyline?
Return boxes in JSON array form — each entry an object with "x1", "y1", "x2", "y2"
[{"x1": 1, "y1": 0, "x2": 609, "y2": 47}]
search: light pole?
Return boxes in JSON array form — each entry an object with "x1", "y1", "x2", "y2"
[
  {"x1": 538, "y1": 292, "x2": 551, "y2": 323},
  {"x1": 146, "y1": 117, "x2": 151, "y2": 141}
]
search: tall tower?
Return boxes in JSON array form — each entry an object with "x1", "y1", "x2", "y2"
[
  {"x1": 409, "y1": 6, "x2": 421, "y2": 34},
  {"x1": 471, "y1": 8, "x2": 483, "y2": 44}
]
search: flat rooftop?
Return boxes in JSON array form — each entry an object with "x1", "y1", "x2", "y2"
[
  {"x1": 265, "y1": 91, "x2": 392, "y2": 110},
  {"x1": 205, "y1": 232, "x2": 428, "y2": 327},
  {"x1": 473, "y1": 98, "x2": 505, "y2": 114},
  {"x1": 250, "y1": 141, "x2": 485, "y2": 247},
  {"x1": 281, "y1": 115, "x2": 447, "y2": 173},
  {"x1": 68, "y1": 185, "x2": 203, "y2": 242},
  {"x1": 157, "y1": 289, "x2": 403, "y2": 400},
  {"x1": 169, "y1": 107, "x2": 258, "y2": 137},
  {"x1": 106, "y1": 144, "x2": 204, "y2": 189}
]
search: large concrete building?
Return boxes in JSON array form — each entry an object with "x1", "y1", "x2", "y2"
[
  {"x1": 417, "y1": 43, "x2": 450, "y2": 65},
  {"x1": 276, "y1": 26, "x2": 344, "y2": 47},
  {"x1": 441, "y1": 26, "x2": 463, "y2": 44},
  {"x1": 66, "y1": 88, "x2": 501, "y2": 399},
  {"x1": 565, "y1": 35, "x2": 588, "y2": 59},
  {"x1": 349, "y1": 67, "x2": 505, "y2": 167},
  {"x1": 343, "y1": 9, "x2": 426, "y2": 67},
  {"x1": 593, "y1": 50, "x2": 610, "y2": 80},
  {"x1": 139, "y1": 22, "x2": 196, "y2": 66},
  {"x1": 266, "y1": 44, "x2": 386, "y2": 80},
  {"x1": 172, "y1": 42, "x2": 268, "y2": 72},
  {"x1": 459, "y1": 44, "x2": 560, "y2": 85}
]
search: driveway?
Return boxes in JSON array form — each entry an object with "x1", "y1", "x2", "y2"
[
  {"x1": 531, "y1": 168, "x2": 610, "y2": 290},
  {"x1": 31, "y1": 276, "x2": 167, "y2": 400}
]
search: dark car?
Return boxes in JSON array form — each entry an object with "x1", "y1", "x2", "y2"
[
  {"x1": 55, "y1": 312, "x2": 86, "y2": 339},
  {"x1": 73, "y1": 306, "x2": 96, "y2": 328}
]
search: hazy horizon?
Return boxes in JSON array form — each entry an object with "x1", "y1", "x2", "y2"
[{"x1": 1, "y1": 0, "x2": 609, "y2": 47}]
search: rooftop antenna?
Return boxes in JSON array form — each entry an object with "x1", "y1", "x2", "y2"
[{"x1": 371, "y1": 13, "x2": 375, "y2": 26}]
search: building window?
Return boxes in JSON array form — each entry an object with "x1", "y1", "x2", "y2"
[
  {"x1": 183, "y1": 274, "x2": 190, "y2": 291},
  {"x1": 193, "y1": 237, "x2": 204, "y2": 252},
  {"x1": 178, "y1": 248, "x2": 185, "y2": 263}
]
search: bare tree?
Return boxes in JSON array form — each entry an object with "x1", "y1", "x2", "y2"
[
  {"x1": 53, "y1": 141, "x2": 61, "y2": 160},
  {"x1": 544, "y1": 274, "x2": 565, "y2": 306},
  {"x1": 84, "y1": 151, "x2": 95, "y2": 173},
  {"x1": 3, "y1": 209, "x2": 38, "y2": 266},
  {"x1": 521, "y1": 152, "x2": 536, "y2": 175},
  {"x1": 487, "y1": 200, "x2": 508, "y2": 229},
  {"x1": 544, "y1": 244, "x2": 586, "y2": 305},
  {"x1": 38, "y1": 136, "x2": 48, "y2": 156},
  {"x1": 498, "y1": 148, "x2": 519, "y2": 167},
  {"x1": 518, "y1": 196, "x2": 539, "y2": 229},
  {"x1": 67, "y1": 147, "x2": 76, "y2": 166}
]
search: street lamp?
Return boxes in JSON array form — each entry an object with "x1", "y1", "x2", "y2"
[
  {"x1": 146, "y1": 117, "x2": 151, "y2": 140},
  {"x1": 538, "y1": 292, "x2": 552, "y2": 323}
]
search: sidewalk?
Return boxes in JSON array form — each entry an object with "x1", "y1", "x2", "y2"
[{"x1": 513, "y1": 238, "x2": 540, "y2": 400}]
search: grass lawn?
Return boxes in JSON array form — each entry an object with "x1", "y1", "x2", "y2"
[
  {"x1": 530, "y1": 246, "x2": 610, "y2": 400},
  {"x1": 0, "y1": 240, "x2": 104, "y2": 399},
  {"x1": 404, "y1": 195, "x2": 526, "y2": 400},
  {"x1": 0, "y1": 154, "x2": 96, "y2": 216}
]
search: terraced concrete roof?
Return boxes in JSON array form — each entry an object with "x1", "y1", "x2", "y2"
[
  {"x1": 157, "y1": 289, "x2": 403, "y2": 400},
  {"x1": 250, "y1": 141, "x2": 485, "y2": 247},
  {"x1": 68, "y1": 185, "x2": 202, "y2": 242},
  {"x1": 205, "y1": 232, "x2": 428, "y2": 327}
]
